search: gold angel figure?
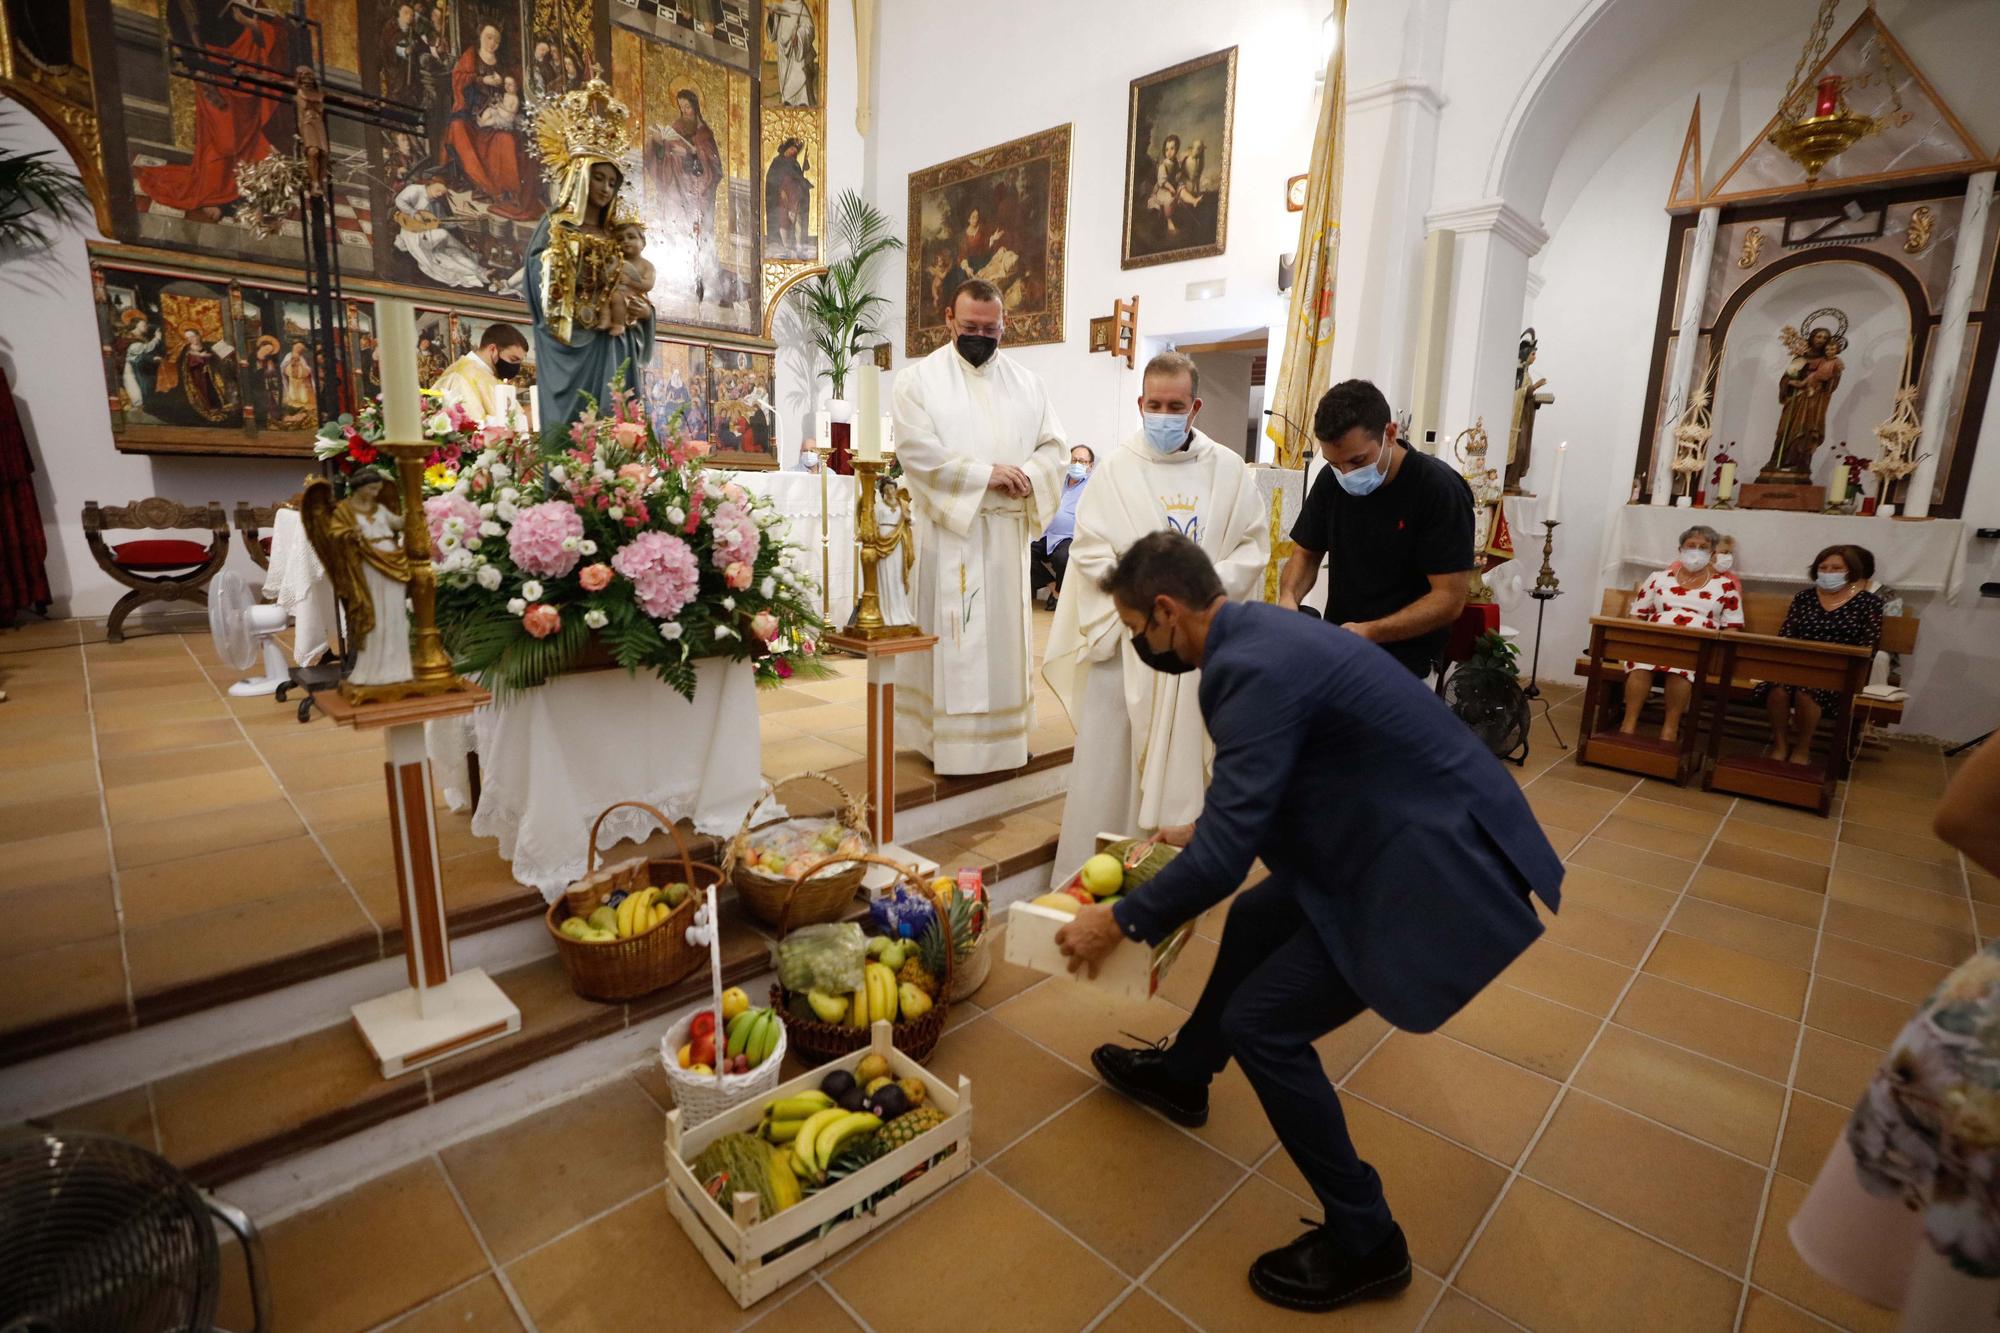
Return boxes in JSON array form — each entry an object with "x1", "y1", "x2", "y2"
[
  {"x1": 301, "y1": 469, "x2": 413, "y2": 687},
  {"x1": 863, "y1": 476, "x2": 917, "y2": 628}
]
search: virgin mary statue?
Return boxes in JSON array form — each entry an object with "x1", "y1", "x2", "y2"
[{"x1": 526, "y1": 80, "x2": 656, "y2": 435}]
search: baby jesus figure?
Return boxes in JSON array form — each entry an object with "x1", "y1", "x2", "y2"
[{"x1": 594, "y1": 223, "x2": 654, "y2": 338}]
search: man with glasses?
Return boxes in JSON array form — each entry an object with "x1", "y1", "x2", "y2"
[
  {"x1": 891, "y1": 278, "x2": 1070, "y2": 774},
  {"x1": 432, "y1": 321, "x2": 529, "y2": 426}
]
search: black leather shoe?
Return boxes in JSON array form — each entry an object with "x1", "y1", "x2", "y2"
[
  {"x1": 1091, "y1": 1040, "x2": 1209, "y2": 1127},
  {"x1": 1248, "y1": 1219, "x2": 1411, "y2": 1312}
]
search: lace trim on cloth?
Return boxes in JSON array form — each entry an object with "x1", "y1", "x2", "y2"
[{"x1": 473, "y1": 789, "x2": 787, "y2": 899}]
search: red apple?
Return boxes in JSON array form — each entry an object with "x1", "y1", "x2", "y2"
[
  {"x1": 1060, "y1": 883, "x2": 1095, "y2": 906},
  {"x1": 690, "y1": 1011, "x2": 717, "y2": 1039},
  {"x1": 690, "y1": 1031, "x2": 716, "y2": 1069}
]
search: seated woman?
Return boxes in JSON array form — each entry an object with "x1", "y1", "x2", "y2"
[
  {"x1": 1755, "y1": 543, "x2": 1884, "y2": 764},
  {"x1": 1620, "y1": 524, "x2": 1742, "y2": 743}
]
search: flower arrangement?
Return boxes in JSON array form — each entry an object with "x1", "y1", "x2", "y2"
[{"x1": 313, "y1": 389, "x2": 483, "y2": 489}]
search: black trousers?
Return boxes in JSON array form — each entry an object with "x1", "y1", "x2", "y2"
[
  {"x1": 1030, "y1": 537, "x2": 1070, "y2": 597},
  {"x1": 1163, "y1": 876, "x2": 1396, "y2": 1249}
]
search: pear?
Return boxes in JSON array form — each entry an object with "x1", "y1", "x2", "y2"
[
  {"x1": 587, "y1": 905, "x2": 618, "y2": 933},
  {"x1": 865, "y1": 935, "x2": 891, "y2": 958},
  {"x1": 856, "y1": 1053, "x2": 891, "y2": 1084},
  {"x1": 898, "y1": 982, "x2": 934, "y2": 1020},
  {"x1": 805, "y1": 989, "x2": 850, "y2": 1024},
  {"x1": 878, "y1": 941, "x2": 908, "y2": 971}
]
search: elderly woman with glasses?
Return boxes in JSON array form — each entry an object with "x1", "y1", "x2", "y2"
[{"x1": 1619, "y1": 524, "x2": 1743, "y2": 742}]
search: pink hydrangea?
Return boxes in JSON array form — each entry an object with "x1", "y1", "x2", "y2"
[
  {"x1": 708, "y1": 499, "x2": 760, "y2": 569},
  {"x1": 611, "y1": 530, "x2": 701, "y2": 619},
  {"x1": 423, "y1": 493, "x2": 482, "y2": 560},
  {"x1": 507, "y1": 500, "x2": 584, "y2": 577}
]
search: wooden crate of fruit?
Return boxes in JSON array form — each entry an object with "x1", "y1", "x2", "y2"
[
  {"x1": 664, "y1": 1020, "x2": 973, "y2": 1308},
  {"x1": 1004, "y1": 832, "x2": 1197, "y2": 1003}
]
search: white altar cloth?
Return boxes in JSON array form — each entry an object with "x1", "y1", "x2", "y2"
[
  {"x1": 1603, "y1": 505, "x2": 1966, "y2": 600},
  {"x1": 725, "y1": 469, "x2": 858, "y2": 630},
  {"x1": 262, "y1": 508, "x2": 338, "y2": 665},
  {"x1": 467, "y1": 659, "x2": 766, "y2": 898}
]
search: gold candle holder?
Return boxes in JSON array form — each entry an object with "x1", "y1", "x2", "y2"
[{"x1": 849, "y1": 457, "x2": 921, "y2": 641}]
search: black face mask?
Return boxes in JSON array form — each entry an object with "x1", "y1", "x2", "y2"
[
  {"x1": 954, "y1": 333, "x2": 998, "y2": 368},
  {"x1": 1131, "y1": 611, "x2": 1194, "y2": 675},
  {"x1": 492, "y1": 357, "x2": 523, "y2": 380}
]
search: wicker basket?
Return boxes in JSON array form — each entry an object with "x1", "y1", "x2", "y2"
[
  {"x1": 946, "y1": 933, "x2": 993, "y2": 1001},
  {"x1": 659, "y1": 1005, "x2": 788, "y2": 1126},
  {"x1": 546, "y1": 801, "x2": 721, "y2": 1002},
  {"x1": 726, "y1": 771, "x2": 873, "y2": 930},
  {"x1": 771, "y1": 853, "x2": 956, "y2": 1066}
]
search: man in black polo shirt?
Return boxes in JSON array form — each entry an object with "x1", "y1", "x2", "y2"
[{"x1": 1277, "y1": 380, "x2": 1473, "y2": 677}]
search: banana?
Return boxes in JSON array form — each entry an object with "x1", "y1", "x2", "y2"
[
  {"x1": 765, "y1": 1091, "x2": 833, "y2": 1119},
  {"x1": 865, "y1": 963, "x2": 898, "y2": 1026},
  {"x1": 792, "y1": 1109, "x2": 847, "y2": 1169},
  {"x1": 726, "y1": 1011, "x2": 757, "y2": 1058},
  {"x1": 850, "y1": 983, "x2": 869, "y2": 1029},
  {"x1": 810, "y1": 1111, "x2": 882, "y2": 1175},
  {"x1": 763, "y1": 1116, "x2": 808, "y2": 1143},
  {"x1": 650, "y1": 902, "x2": 668, "y2": 929},
  {"x1": 615, "y1": 893, "x2": 639, "y2": 938},
  {"x1": 750, "y1": 1010, "x2": 778, "y2": 1065},
  {"x1": 767, "y1": 1143, "x2": 800, "y2": 1210}
]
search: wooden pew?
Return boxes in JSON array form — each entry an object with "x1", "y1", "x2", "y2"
[
  {"x1": 1702, "y1": 631, "x2": 1871, "y2": 813},
  {"x1": 1577, "y1": 616, "x2": 1724, "y2": 784}
]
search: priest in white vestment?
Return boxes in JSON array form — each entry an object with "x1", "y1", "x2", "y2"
[
  {"x1": 1043, "y1": 352, "x2": 1269, "y2": 877},
  {"x1": 893, "y1": 279, "x2": 1069, "y2": 774},
  {"x1": 432, "y1": 322, "x2": 529, "y2": 425}
]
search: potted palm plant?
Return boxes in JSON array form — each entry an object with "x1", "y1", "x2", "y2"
[
  {"x1": 0, "y1": 112, "x2": 90, "y2": 251},
  {"x1": 786, "y1": 191, "x2": 903, "y2": 431}
]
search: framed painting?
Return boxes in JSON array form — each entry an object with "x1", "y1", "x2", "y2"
[
  {"x1": 705, "y1": 345, "x2": 776, "y2": 467},
  {"x1": 415, "y1": 307, "x2": 454, "y2": 387},
  {"x1": 611, "y1": 0, "x2": 753, "y2": 72},
  {"x1": 1122, "y1": 47, "x2": 1236, "y2": 270},
  {"x1": 906, "y1": 124, "x2": 1071, "y2": 357},
  {"x1": 759, "y1": 0, "x2": 826, "y2": 309},
  {"x1": 642, "y1": 338, "x2": 710, "y2": 443}
]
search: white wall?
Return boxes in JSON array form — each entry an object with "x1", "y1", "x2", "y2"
[{"x1": 1187, "y1": 349, "x2": 1256, "y2": 458}]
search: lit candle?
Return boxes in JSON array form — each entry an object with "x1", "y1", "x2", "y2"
[
  {"x1": 1717, "y1": 462, "x2": 1736, "y2": 503},
  {"x1": 1547, "y1": 441, "x2": 1567, "y2": 522},
  {"x1": 376, "y1": 296, "x2": 422, "y2": 443},
  {"x1": 854, "y1": 364, "x2": 882, "y2": 462},
  {"x1": 1813, "y1": 75, "x2": 1840, "y2": 118},
  {"x1": 1828, "y1": 460, "x2": 1848, "y2": 505}
]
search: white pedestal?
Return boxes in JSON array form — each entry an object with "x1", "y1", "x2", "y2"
[{"x1": 351, "y1": 967, "x2": 520, "y2": 1078}]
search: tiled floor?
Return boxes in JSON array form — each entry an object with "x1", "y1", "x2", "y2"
[
  {"x1": 186, "y1": 690, "x2": 1984, "y2": 1332},
  {"x1": 0, "y1": 612, "x2": 1073, "y2": 1061}
]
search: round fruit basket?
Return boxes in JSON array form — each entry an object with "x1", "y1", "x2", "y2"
[
  {"x1": 726, "y1": 771, "x2": 873, "y2": 930},
  {"x1": 545, "y1": 801, "x2": 721, "y2": 1002},
  {"x1": 660, "y1": 1004, "x2": 787, "y2": 1126},
  {"x1": 770, "y1": 854, "x2": 955, "y2": 1067}
]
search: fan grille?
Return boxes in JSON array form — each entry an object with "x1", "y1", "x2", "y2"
[{"x1": 1442, "y1": 665, "x2": 1530, "y2": 760}]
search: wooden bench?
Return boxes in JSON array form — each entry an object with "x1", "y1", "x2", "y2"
[
  {"x1": 1704, "y1": 632, "x2": 1871, "y2": 813},
  {"x1": 1576, "y1": 616, "x2": 1724, "y2": 785}
]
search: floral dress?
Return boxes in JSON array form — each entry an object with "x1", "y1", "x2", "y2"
[
  {"x1": 1748, "y1": 587, "x2": 1883, "y2": 709},
  {"x1": 1627, "y1": 567, "x2": 1742, "y2": 679}
]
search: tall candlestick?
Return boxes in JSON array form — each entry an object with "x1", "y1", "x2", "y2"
[
  {"x1": 1547, "y1": 441, "x2": 1567, "y2": 522},
  {"x1": 854, "y1": 365, "x2": 882, "y2": 462},
  {"x1": 376, "y1": 297, "x2": 422, "y2": 443}
]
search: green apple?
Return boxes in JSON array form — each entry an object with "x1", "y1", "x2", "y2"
[
  {"x1": 1079, "y1": 853, "x2": 1125, "y2": 898},
  {"x1": 587, "y1": 905, "x2": 618, "y2": 933}
]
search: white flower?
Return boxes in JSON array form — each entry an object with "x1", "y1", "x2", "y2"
[
  {"x1": 427, "y1": 412, "x2": 453, "y2": 437},
  {"x1": 579, "y1": 539, "x2": 598, "y2": 555},
  {"x1": 500, "y1": 486, "x2": 520, "y2": 503},
  {"x1": 474, "y1": 449, "x2": 498, "y2": 468},
  {"x1": 443, "y1": 517, "x2": 465, "y2": 536},
  {"x1": 761, "y1": 577, "x2": 777, "y2": 598},
  {"x1": 665, "y1": 506, "x2": 686, "y2": 526},
  {"x1": 476, "y1": 565, "x2": 503, "y2": 590},
  {"x1": 495, "y1": 499, "x2": 519, "y2": 522},
  {"x1": 584, "y1": 608, "x2": 608, "y2": 629},
  {"x1": 560, "y1": 535, "x2": 580, "y2": 551},
  {"x1": 479, "y1": 503, "x2": 496, "y2": 519},
  {"x1": 466, "y1": 537, "x2": 482, "y2": 551},
  {"x1": 714, "y1": 625, "x2": 734, "y2": 640},
  {"x1": 452, "y1": 479, "x2": 471, "y2": 497},
  {"x1": 506, "y1": 597, "x2": 527, "y2": 616},
  {"x1": 520, "y1": 579, "x2": 544, "y2": 601},
  {"x1": 479, "y1": 520, "x2": 502, "y2": 537},
  {"x1": 721, "y1": 596, "x2": 736, "y2": 611},
  {"x1": 608, "y1": 505, "x2": 624, "y2": 520},
  {"x1": 549, "y1": 464, "x2": 569, "y2": 484},
  {"x1": 702, "y1": 479, "x2": 724, "y2": 500},
  {"x1": 439, "y1": 532, "x2": 460, "y2": 552},
  {"x1": 661, "y1": 622, "x2": 684, "y2": 640},
  {"x1": 490, "y1": 462, "x2": 511, "y2": 479}
]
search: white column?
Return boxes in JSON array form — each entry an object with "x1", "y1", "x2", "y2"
[
  {"x1": 1426, "y1": 198, "x2": 1549, "y2": 446},
  {"x1": 1651, "y1": 205, "x2": 1720, "y2": 506},
  {"x1": 1906, "y1": 170, "x2": 1995, "y2": 518}
]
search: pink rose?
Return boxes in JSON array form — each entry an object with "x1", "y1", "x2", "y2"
[
  {"x1": 521, "y1": 603, "x2": 561, "y2": 639},
  {"x1": 578, "y1": 562, "x2": 612, "y2": 591},
  {"x1": 611, "y1": 421, "x2": 645, "y2": 448},
  {"x1": 799, "y1": 639, "x2": 815, "y2": 656},
  {"x1": 750, "y1": 610, "x2": 780, "y2": 641},
  {"x1": 617, "y1": 461, "x2": 650, "y2": 486},
  {"x1": 773, "y1": 657, "x2": 794, "y2": 679},
  {"x1": 724, "y1": 561, "x2": 753, "y2": 590}
]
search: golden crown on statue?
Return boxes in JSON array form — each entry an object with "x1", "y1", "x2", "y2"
[{"x1": 528, "y1": 78, "x2": 638, "y2": 178}]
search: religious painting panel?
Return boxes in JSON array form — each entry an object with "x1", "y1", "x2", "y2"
[
  {"x1": 346, "y1": 298, "x2": 384, "y2": 407},
  {"x1": 641, "y1": 337, "x2": 709, "y2": 443},
  {"x1": 610, "y1": 0, "x2": 752, "y2": 73},
  {"x1": 234, "y1": 286, "x2": 325, "y2": 431},
  {"x1": 705, "y1": 344, "x2": 774, "y2": 467},
  {"x1": 1121, "y1": 46, "x2": 1235, "y2": 270},
  {"x1": 635, "y1": 35, "x2": 758, "y2": 334},
  {"x1": 759, "y1": 0, "x2": 817, "y2": 109},
  {"x1": 757, "y1": 0, "x2": 823, "y2": 312},
  {"x1": 905, "y1": 124, "x2": 1071, "y2": 357},
  {"x1": 414, "y1": 305, "x2": 453, "y2": 385}
]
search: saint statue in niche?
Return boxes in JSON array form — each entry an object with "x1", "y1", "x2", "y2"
[
  {"x1": 1503, "y1": 328, "x2": 1552, "y2": 495},
  {"x1": 1760, "y1": 309, "x2": 1848, "y2": 483}
]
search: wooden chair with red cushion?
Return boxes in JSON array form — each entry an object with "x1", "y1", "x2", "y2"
[
  {"x1": 233, "y1": 502, "x2": 278, "y2": 572},
  {"x1": 82, "y1": 498, "x2": 231, "y2": 642}
]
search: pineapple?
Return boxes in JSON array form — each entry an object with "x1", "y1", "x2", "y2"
[
  {"x1": 904, "y1": 889, "x2": 975, "y2": 998},
  {"x1": 875, "y1": 1105, "x2": 946, "y2": 1151}
]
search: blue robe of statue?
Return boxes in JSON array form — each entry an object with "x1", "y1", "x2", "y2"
[{"x1": 525, "y1": 214, "x2": 657, "y2": 438}]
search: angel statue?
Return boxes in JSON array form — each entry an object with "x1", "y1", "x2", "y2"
[
  {"x1": 301, "y1": 469, "x2": 413, "y2": 689},
  {"x1": 867, "y1": 476, "x2": 916, "y2": 628},
  {"x1": 1760, "y1": 308, "x2": 1847, "y2": 483},
  {"x1": 526, "y1": 79, "x2": 657, "y2": 434}
]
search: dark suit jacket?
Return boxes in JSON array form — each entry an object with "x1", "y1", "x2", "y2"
[{"x1": 1112, "y1": 602, "x2": 1564, "y2": 1033}]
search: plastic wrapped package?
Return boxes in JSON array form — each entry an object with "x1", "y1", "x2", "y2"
[{"x1": 772, "y1": 921, "x2": 867, "y2": 995}]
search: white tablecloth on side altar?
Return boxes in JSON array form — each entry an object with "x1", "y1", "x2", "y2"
[
  {"x1": 1604, "y1": 505, "x2": 1966, "y2": 600},
  {"x1": 725, "y1": 469, "x2": 858, "y2": 630},
  {"x1": 262, "y1": 508, "x2": 338, "y2": 665},
  {"x1": 466, "y1": 659, "x2": 766, "y2": 898}
]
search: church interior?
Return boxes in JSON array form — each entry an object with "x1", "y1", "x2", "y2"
[{"x1": 1, "y1": 0, "x2": 1998, "y2": 1328}]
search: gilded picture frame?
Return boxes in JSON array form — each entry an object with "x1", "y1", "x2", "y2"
[{"x1": 1121, "y1": 47, "x2": 1236, "y2": 270}]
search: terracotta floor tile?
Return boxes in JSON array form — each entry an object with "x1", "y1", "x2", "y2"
[
  {"x1": 1567, "y1": 837, "x2": 1695, "y2": 893},
  {"x1": 102, "y1": 766, "x2": 281, "y2": 827},
  {"x1": 1643, "y1": 931, "x2": 1809, "y2": 1018},
  {"x1": 214, "y1": 1161, "x2": 487, "y2": 1333},
  {"x1": 1827, "y1": 868, "x2": 1975, "y2": 932},
  {"x1": 384, "y1": 1277, "x2": 525, "y2": 1333},
  {"x1": 0, "y1": 875, "x2": 119, "y2": 961},
  {"x1": 1573, "y1": 1025, "x2": 1784, "y2": 1161},
  {"x1": 1717, "y1": 818, "x2": 1834, "y2": 867},
  {"x1": 100, "y1": 740, "x2": 264, "y2": 791},
  {"x1": 1181, "y1": 1061, "x2": 1281, "y2": 1167},
  {"x1": 1837, "y1": 788, "x2": 1946, "y2": 838},
  {"x1": 1590, "y1": 813, "x2": 1699, "y2": 860},
  {"x1": 1686, "y1": 865, "x2": 1826, "y2": 929},
  {"x1": 4, "y1": 826, "x2": 110, "y2": 891},
  {"x1": 1753, "y1": 1173, "x2": 1897, "y2": 1331},
  {"x1": 1613, "y1": 973, "x2": 1799, "y2": 1083},
  {"x1": 28, "y1": 1087, "x2": 157, "y2": 1149},
  {"x1": 991, "y1": 1088, "x2": 1244, "y2": 1275},
  {"x1": 300, "y1": 780, "x2": 398, "y2": 833},
  {"x1": 986, "y1": 975, "x2": 1186, "y2": 1074},
  {"x1": 1261, "y1": 1096, "x2": 1507, "y2": 1275},
  {"x1": 4, "y1": 715, "x2": 94, "y2": 766},
  {"x1": 1838, "y1": 819, "x2": 1957, "y2": 867},
  {"x1": 827, "y1": 1169, "x2": 1126, "y2": 1331},
  {"x1": 1525, "y1": 1089, "x2": 1765, "y2": 1274},
  {"x1": 1793, "y1": 1028, "x2": 1884, "y2": 1106},
  {"x1": 94, "y1": 718, "x2": 243, "y2": 759},
  {"x1": 125, "y1": 883, "x2": 375, "y2": 1002},
  {"x1": 1542, "y1": 762, "x2": 1641, "y2": 797},
  {"x1": 441, "y1": 1079, "x2": 666, "y2": 1262},
  {"x1": 1439, "y1": 983, "x2": 1600, "y2": 1080},
  {"x1": 1630, "y1": 779, "x2": 1736, "y2": 813},
  {"x1": 1555, "y1": 865, "x2": 1678, "y2": 928},
  {"x1": 1740, "y1": 1288, "x2": 1846, "y2": 1332},
  {"x1": 1613, "y1": 795, "x2": 1724, "y2": 837},
  {"x1": 1974, "y1": 867, "x2": 2000, "y2": 908},
  {"x1": 927, "y1": 1013, "x2": 1097, "y2": 1160},
  {"x1": 1540, "y1": 824, "x2": 1584, "y2": 857},
  {"x1": 0, "y1": 792, "x2": 106, "y2": 845},
  {"x1": 0, "y1": 757, "x2": 99, "y2": 804},
  {"x1": 957, "y1": 934, "x2": 1044, "y2": 1010},
  {"x1": 1318, "y1": 1008, "x2": 1395, "y2": 1082},
  {"x1": 1527, "y1": 791, "x2": 1610, "y2": 833},
  {"x1": 119, "y1": 834, "x2": 342, "y2": 929},
  {"x1": 1667, "y1": 897, "x2": 1819, "y2": 970},
  {"x1": 1423, "y1": 1291, "x2": 1518, "y2": 1332},
  {"x1": 1498, "y1": 937, "x2": 1632, "y2": 1016},
  {"x1": 111, "y1": 799, "x2": 306, "y2": 870},
  {"x1": 1728, "y1": 800, "x2": 1838, "y2": 837},
  {"x1": 0, "y1": 936, "x2": 127, "y2": 1034},
  {"x1": 1092, "y1": 1288, "x2": 1193, "y2": 1332},
  {"x1": 1823, "y1": 899, "x2": 1974, "y2": 968},
  {"x1": 1151, "y1": 1173, "x2": 1439, "y2": 1331},
  {"x1": 0, "y1": 618, "x2": 81, "y2": 651},
  {"x1": 1776, "y1": 1090, "x2": 1851, "y2": 1183},
  {"x1": 1535, "y1": 901, "x2": 1657, "y2": 967},
  {"x1": 1814, "y1": 934, "x2": 1951, "y2": 1005},
  {"x1": 1346, "y1": 1032, "x2": 1557, "y2": 1164},
  {"x1": 1704, "y1": 840, "x2": 1830, "y2": 893},
  {"x1": 264, "y1": 747, "x2": 388, "y2": 796},
  {"x1": 1456, "y1": 1178, "x2": 1741, "y2": 1331},
  {"x1": 1835, "y1": 843, "x2": 1964, "y2": 897}
]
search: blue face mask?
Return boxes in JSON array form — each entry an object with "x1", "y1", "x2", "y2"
[
  {"x1": 1816, "y1": 570, "x2": 1849, "y2": 592},
  {"x1": 1142, "y1": 412, "x2": 1190, "y2": 454},
  {"x1": 1333, "y1": 445, "x2": 1389, "y2": 497},
  {"x1": 1066, "y1": 462, "x2": 1089, "y2": 482}
]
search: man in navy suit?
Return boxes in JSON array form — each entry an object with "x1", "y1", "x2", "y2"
[{"x1": 1057, "y1": 530, "x2": 1563, "y2": 1314}]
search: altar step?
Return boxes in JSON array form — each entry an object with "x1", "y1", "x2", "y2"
[{"x1": 1, "y1": 793, "x2": 1067, "y2": 1224}]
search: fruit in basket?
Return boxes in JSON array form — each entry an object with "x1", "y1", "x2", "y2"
[
  {"x1": 863, "y1": 1076, "x2": 892, "y2": 1097},
  {"x1": 676, "y1": 1043, "x2": 693, "y2": 1069},
  {"x1": 820, "y1": 1070, "x2": 857, "y2": 1099},
  {"x1": 587, "y1": 905, "x2": 618, "y2": 933},
  {"x1": 1029, "y1": 893, "x2": 1082, "y2": 916},
  {"x1": 836, "y1": 1086, "x2": 866, "y2": 1112},
  {"x1": 688, "y1": 1063, "x2": 714, "y2": 1076},
  {"x1": 931, "y1": 876, "x2": 956, "y2": 897},
  {"x1": 864, "y1": 936, "x2": 890, "y2": 959},
  {"x1": 802, "y1": 1111, "x2": 883, "y2": 1180},
  {"x1": 905, "y1": 888, "x2": 969, "y2": 1000},
  {"x1": 767, "y1": 1091, "x2": 835, "y2": 1120},
  {"x1": 876, "y1": 1105, "x2": 947, "y2": 1152},
  {"x1": 855, "y1": 1053, "x2": 891, "y2": 1085},
  {"x1": 898, "y1": 1077, "x2": 927, "y2": 1109},
  {"x1": 1079, "y1": 853, "x2": 1125, "y2": 897},
  {"x1": 691, "y1": 1011, "x2": 717, "y2": 1039},
  {"x1": 876, "y1": 940, "x2": 908, "y2": 971},
  {"x1": 725, "y1": 1008, "x2": 781, "y2": 1069},
  {"x1": 692, "y1": 1133, "x2": 796, "y2": 1218},
  {"x1": 805, "y1": 989, "x2": 849, "y2": 1024},
  {"x1": 863, "y1": 963, "x2": 899, "y2": 1025},
  {"x1": 849, "y1": 982, "x2": 868, "y2": 1030},
  {"x1": 720, "y1": 986, "x2": 749, "y2": 1021},
  {"x1": 660, "y1": 882, "x2": 691, "y2": 908},
  {"x1": 898, "y1": 983, "x2": 934, "y2": 1021},
  {"x1": 865, "y1": 1084, "x2": 912, "y2": 1122},
  {"x1": 690, "y1": 1030, "x2": 716, "y2": 1070},
  {"x1": 1060, "y1": 884, "x2": 1095, "y2": 906}
]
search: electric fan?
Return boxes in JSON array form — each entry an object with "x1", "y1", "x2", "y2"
[
  {"x1": 1441, "y1": 661, "x2": 1531, "y2": 764},
  {"x1": 0, "y1": 1129, "x2": 268, "y2": 1332},
  {"x1": 206, "y1": 571, "x2": 290, "y2": 698}
]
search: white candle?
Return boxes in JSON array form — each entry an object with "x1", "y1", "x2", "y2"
[
  {"x1": 376, "y1": 296, "x2": 422, "y2": 443},
  {"x1": 854, "y1": 365, "x2": 882, "y2": 462},
  {"x1": 1547, "y1": 441, "x2": 1567, "y2": 521},
  {"x1": 1828, "y1": 461, "x2": 1848, "y2": 505},
  {"x1": 882, "y1": 413, "x2": 896, "y2": 455},
  {"x1": 814, "y1": 409, "x2": 830, "y2": 460},
  {"x1": 528, "y1": 384, "x2": 542, "y2": 434},
  {"x1": 1717, "y1": 462, "x2": 1736, "y2": 502}
]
